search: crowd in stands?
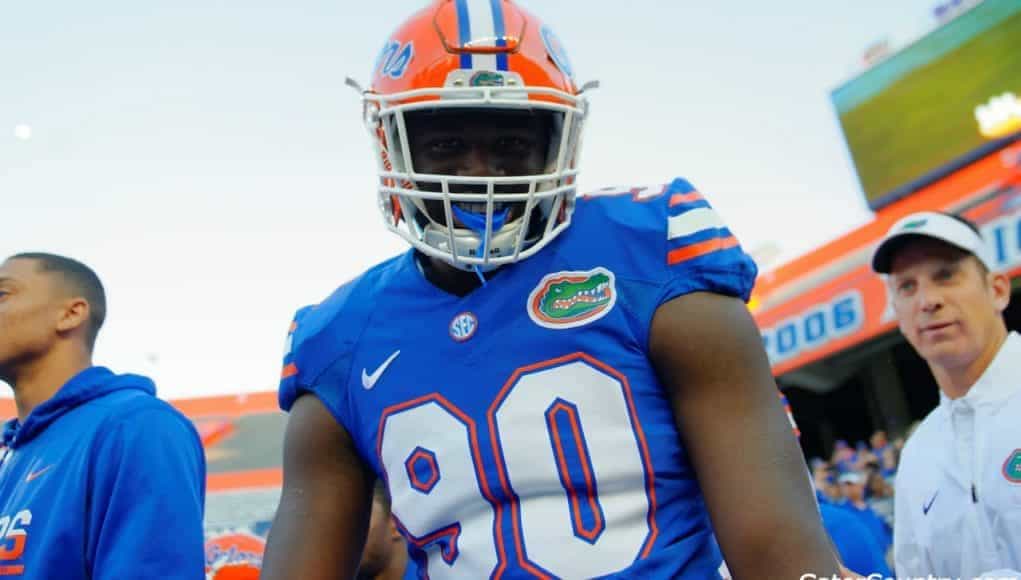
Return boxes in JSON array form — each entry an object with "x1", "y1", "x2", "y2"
[{"x1": 810, "y1": 429, "x2": 908, "y2": 574}]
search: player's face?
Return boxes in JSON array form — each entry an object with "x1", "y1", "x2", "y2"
[
  {"x1": 0, "y1": 258, "x2": 64, "y2": 381},
  {"x1": 406, "y1": 109, "x2": 552, "y2": 225},
  {"x1": 888, "y1": 239, "x2": 1009, "y2": 372}
]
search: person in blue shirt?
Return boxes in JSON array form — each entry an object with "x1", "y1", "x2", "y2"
[
  {"x1": 0, "y1": 253, "x2": 205, "y2": 579},
  {"x1": 837, "y1": 471, "x2": 892, "y2": 555},
  {"x1": 819, "y1": 502, "x2": 893, "y2": 577},
  {"x1": 260, "y1": 2, "x2": 844, "y2": 579}
]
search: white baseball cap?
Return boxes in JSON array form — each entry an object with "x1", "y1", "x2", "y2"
[
  {"x1": 837, "y1": 472, "x2": 864, "y2": 485},
  {"x1": 871, "y1": 211, "x2": 996, "y2": 274}
]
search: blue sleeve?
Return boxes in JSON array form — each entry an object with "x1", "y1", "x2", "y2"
[
  {"x1": 278, "y1": 300, "x2": 358, "y2": 433},
  {"x1": 279, "y1": 305, "x2": 316, "y2": 412},
  {"x1": 581, "y1": 178, "x2": 759, "y2": 351},
  {"x1": 656, "y1": 178, "x2": 758, "y2": 304},
  {"x1": 87, "y1": 406, "x2": 206, "y2": 579}
]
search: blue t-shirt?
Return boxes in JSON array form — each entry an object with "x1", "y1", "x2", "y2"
[
  {"x1": 819, "y1": 503, "x2": 892, "y2": 577},
  {"x1": 280, "y1": 178, "x2": 758, "y2": 578},
  {"x1": 840, "y1": 502, "x2": 893, "y2": 553}
]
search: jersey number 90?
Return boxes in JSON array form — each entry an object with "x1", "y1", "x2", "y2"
[{"x1": 378, "y1": 354, "x2": 657, "y2": 579}]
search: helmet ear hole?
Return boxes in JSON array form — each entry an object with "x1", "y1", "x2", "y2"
[{"x1": 362, "y1": 99, "x2": 382, "y2": 133}]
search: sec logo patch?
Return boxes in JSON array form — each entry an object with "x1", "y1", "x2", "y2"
[{"x1": 449, "y1": 312, "x2": 478, "y2": 342}]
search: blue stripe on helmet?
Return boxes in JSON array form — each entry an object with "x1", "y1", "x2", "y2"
[
  {"x1": 490, "y1": 0, "x2": 508, "y2": 71},
  {"x1": 455, "y1": 0, "x2": 473, "y2": 69}
]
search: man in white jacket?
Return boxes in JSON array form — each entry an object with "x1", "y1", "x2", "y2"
[{"x1": 871, "y1": 211, "x2": 1021, "y2": 579}]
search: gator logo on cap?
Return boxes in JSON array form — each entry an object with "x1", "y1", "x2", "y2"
[
  {"x1": 901, "y1": 219, "x2": 928, "y2": 230},
  {"x1": 1003, "y1": 449, "x2": 1021, "y2": 483},
  {"x1": 528, "y1": 267, "x2": 616, "y2": 329}
]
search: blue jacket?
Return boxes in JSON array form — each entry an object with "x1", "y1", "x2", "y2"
[{"x1": 0, "y1": 366, "x2": 205, "y2": 579}]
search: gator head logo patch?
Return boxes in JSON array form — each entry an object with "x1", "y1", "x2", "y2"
[
  {"x1": 469, "y1": 71, "x2": 505, "y2": 87},
  {"x1": 528, "y1": 267, "x2": 616, "y2": 329},
  {"x1": 1003, "y1": 449, "x2": 1021, "y2": 483}
]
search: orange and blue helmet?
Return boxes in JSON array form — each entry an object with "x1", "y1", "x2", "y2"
[{"x1": 352, "y1": 0, "x2": 594, "y2": 271}]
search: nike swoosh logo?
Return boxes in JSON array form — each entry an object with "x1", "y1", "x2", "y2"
[
  {"x1": 362, "y1": 350, "x2": 400, "y2": 390},
  {"x1": 26, "y1": 464, "x2": 53, "y2": 483},
  {"x1": 923, "y1": 490, "x2": 938, "y2": 515}
]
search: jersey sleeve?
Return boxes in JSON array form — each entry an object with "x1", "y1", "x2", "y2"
[
  {"x1": 577, "y1": 177, "x2": 758, "y2": 347},
  {"x1": 278, "y1": 282, "x2": 362, "y2": 432},
  {"x1": 655, "y1": 178, "x2": 758, "y2": 304},
  {"x1": 279, "y1": 305, "x2": 316, "y2": 411}
]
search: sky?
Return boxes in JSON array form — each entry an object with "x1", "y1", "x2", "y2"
[{"x1": 1, "y1": 0, "x2": 947, "y2": 400}]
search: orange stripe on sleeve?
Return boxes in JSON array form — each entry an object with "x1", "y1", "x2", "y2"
[
  {"x1": 280, "y1": 363, "x2": 298, "y2": 379},
  {"x1": 207, "y1": 467, "x2": 283, "y2": 492},
  {"x1": 668, "y1": 191, "x2": 704, "y2": 207},
  {"x1": 667, "y1": 235, "x2": 740, "y2": 265}
]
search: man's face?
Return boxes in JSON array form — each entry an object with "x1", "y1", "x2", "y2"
[
  {"x1": 888, "y1": 238, "x2": 1009, "y2": 371},
  {"x1": 840, "y1": 480, "x2": 865, "y2": 502},
  {"x1": 406, "y1": 109, "x2": 553, "y2": 225},
  {"x1": 407, "y1": 109, "x2": 551, "y2": 179},
  {"x1": 0, "y1": 259, "x2": 64, "y2": 378},
  {"x1": 869, "y1": 430, "x2": 887, "y2": 450}
]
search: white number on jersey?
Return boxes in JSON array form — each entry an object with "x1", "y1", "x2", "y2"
[{"x1": 377, "y1": 355, "x2": 655, "y2": 579}]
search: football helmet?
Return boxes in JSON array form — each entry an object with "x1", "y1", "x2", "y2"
[{"x1": 353, "y1": 0, "x2": 593, "y2": 271}]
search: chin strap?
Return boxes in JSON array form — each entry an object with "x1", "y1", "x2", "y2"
[{"x1": 450, "y1": 206, "x2": 510, "y2": 286}]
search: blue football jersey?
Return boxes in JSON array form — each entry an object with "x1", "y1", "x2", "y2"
[{"x1": 279, "y1": 178, "x2": 757, "y2": 579}]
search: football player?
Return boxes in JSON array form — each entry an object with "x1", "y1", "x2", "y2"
[{"x1": 262, "y1": 1, "x2": 842, "y2": 578}]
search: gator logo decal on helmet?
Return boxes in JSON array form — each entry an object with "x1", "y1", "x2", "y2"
[
  {"x1": 528, "y1": 267, "x2": 616, "y2": 329},
  {"x1": 469, "y1": 71, "x2": 506, "y2": 87}
]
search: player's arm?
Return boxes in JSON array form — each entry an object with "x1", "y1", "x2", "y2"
[
  {"x1": 649, "y1": 291, "x2": 841, "y2": 579},
  {"x1": 261, "y1": 393, "x2": 376, "y2": 580}
]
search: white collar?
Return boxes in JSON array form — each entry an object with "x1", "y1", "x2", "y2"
[{"x1": 939, "y1": 331, "x2": 1021, "y2": 411}]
